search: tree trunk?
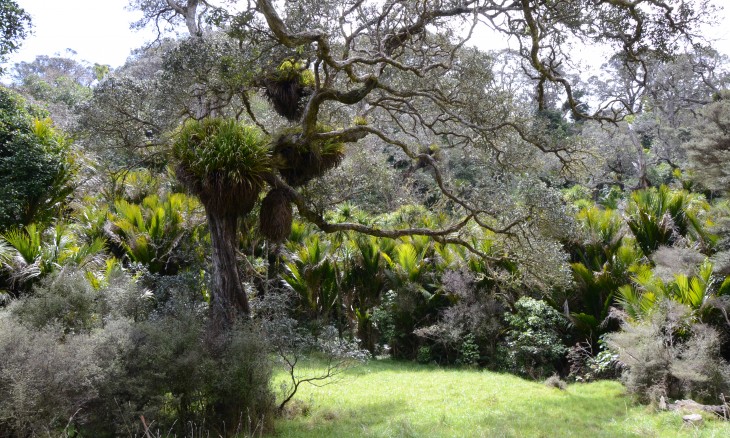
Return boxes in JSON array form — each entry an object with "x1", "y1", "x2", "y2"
[
  {"x1": 630, "y1": 127, "x2": 651, "y2": 189},
  {"x1": 206, "y1": 209, "x2": 250, "y2": 328}
]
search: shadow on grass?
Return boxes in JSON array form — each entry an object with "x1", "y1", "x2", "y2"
[
  {"x1": 478, "y1": 387, "x2": 641, "y2": 438},
  {"x1": 272, "y1": 360, "x2": 729, "y2": 438},
  {"x1": 275, "y1": 399, "x2": 405, "y2": 437}
]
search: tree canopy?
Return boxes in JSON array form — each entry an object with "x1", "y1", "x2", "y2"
[
  {"x1": 0, "y1": 0, "x2": 30, "y2": 70},
  {"x1": 0, "y1": 87, "x2": 74, "y2": 230}
]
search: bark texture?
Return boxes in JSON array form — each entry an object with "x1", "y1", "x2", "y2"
[{"x1": 206, "y1": 209, "x2": 250, "y2": 327}]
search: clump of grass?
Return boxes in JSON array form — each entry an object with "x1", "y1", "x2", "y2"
[
  {"x1": 173, "y1": 117, "x2": 271, "y2": 215},
  {"x1": 272, "y1": 124, "x2": 345, "y2": 187},
  {"x1": 281, "y1": 399, "x2": 312, "y2": 419},
  {"x1": 544, "y1": 374, "x2": 567, "y2": 390}
]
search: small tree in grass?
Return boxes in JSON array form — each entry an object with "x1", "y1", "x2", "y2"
[{"x1": 173, "y1": 117, "x2": 271, "y2": 327}]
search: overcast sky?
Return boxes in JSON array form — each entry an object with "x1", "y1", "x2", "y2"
[
  {"x1": 2, "y1": 0, "x2": 150, "y2": 70},
  {"x1": 2, "y1": 0, "x2": 729, "y2": 75}
]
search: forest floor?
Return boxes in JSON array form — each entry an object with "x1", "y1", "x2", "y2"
[{"x1": 271, "y1": 359, "x2": 730, "y2": 438}]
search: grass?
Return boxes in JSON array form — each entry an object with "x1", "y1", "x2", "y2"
[{"x1": 272, "y1": 359, "x2": 730, "y2": 438}]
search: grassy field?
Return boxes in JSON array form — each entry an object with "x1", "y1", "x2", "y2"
[{"x1": 272, "y1": 359, "x2": 730, "y2": 438}]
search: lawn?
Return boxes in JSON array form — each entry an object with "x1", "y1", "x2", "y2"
[{"x1": 272, "y1": 359, "x2": 730, "y2": 438}]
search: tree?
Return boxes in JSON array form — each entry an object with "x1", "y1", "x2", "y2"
[
  {"x1": 11, "y1": 54, "x2": 96, "y2": 127},
  {"x1": 0, "y1": 87, "x2": 75, "y2": 230},
  {"x1": 685, "y1": 91, "x2": 730, "y2": 192},
  {"x1": 172, "y1": 117, "x2": 271, "y2": 326},
  {"x1": 0, "y1": 0, "x2": 31, "y2": 71},
  {"x1": 88, "y1": 0, "x2": 714, "y2": 323},
  {"x1": 584, "y1": 47, "x2": 730, "y2": 189}
]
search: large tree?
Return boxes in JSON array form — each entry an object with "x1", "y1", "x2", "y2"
[{"x1": 83, "y1": 0, "x2": 716, "y2": 323}]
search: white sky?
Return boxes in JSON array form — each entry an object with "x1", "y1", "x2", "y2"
[
  {"x1": 2, "y1": 0, "x2": 729, "y2": 76},
  {"x1": 1, "y1": 0, "x2": 149, "y2": 71}
]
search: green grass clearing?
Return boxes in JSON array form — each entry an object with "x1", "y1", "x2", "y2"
[{"x1": 272, "y1": 359, "x2": 730, "y2": 438}]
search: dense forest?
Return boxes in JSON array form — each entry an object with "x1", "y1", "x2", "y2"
[{"x1": 1, "y1": 0, "x2": 730, "y2": 436}]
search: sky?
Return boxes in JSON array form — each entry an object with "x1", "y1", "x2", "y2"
[
  {"x1": 2, "y1": 0, "x2": 150, "y2": 71},
  {"x1": 2, "y1": 0, "x2": 729, "y2": 76}
]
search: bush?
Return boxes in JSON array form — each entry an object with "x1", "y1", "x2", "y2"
[
  {"x1": 607, "y1": 300, "x2": 730, "y2": 404},
  {"x1": 0, "y1": 271, "x2": 276, "y2": 436},
  {"x1": 567, "y1": 337, "x2": 619, "y2": 382},
  {"x1": 544, "y1": 374, "x2": 567, "y2": 390},
  {"x1": 252, "y1": 287, "x2": 367, "y2": 413},
  {"x1": 413, "y1": 269, "x2": 505, "y2": 365},
  {"x1": 10, "y1": 269, "x2": 100, "y2": 333},
  {"x1": 500, "y1": 297, "x2": 569, "y2": 379},
  {"x1": 0, "y1": 87, "x2": 75, "y2": 229},
  {"x1": 458, "y1": 333, "x2": 480, "y2": 366},
  {"x1": 94, "y1": 307, "x2": 275, "y2": 436},
  {"x1": 10, "y1": 269, "x2": 150, "y2": 332},
  {"x1": 417, "y1": 345, "x2": 432, "y2": 364},
  {"x1": 0, "y1": 314, "x2": 132, "y2": 436}
]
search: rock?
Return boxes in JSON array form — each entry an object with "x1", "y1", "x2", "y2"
[
  {"x1": 683, "y1": 414, "x2": 703, "y2": 424},
  {"x1": 667, "y1": 399, "x2": 729, "y2": 417}
]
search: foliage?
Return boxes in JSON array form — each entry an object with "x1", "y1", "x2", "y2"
[
  {"x1": 0, "y1": 314, "x2": 125, "y2": 436},
  {"x1": 107, "y1": 193, "x2": 204, "y2": 275},
  {"x1": 607, "y1": 300, "x2": 730, "y2": 404},
  {"x1": 262, "y1": 60, "x2": 315, "y2": 121},
  {"x1": 625, "y1": 185, "x2": 710, "y2": 257},
  {"x1": 0, "y1": 222, "x2": 106, "y2": 296},
  {"x1": 173, "y1": 117, "x2": 271, "y2": 202},
  {"x1": 9, "y1": 0, "x2": 730, "y2": 429},
  {"x1": 0, "y1": 87, "x2": 76, "y2": 229},
  {"x1": 566, "y1": 205, "x2": 642, "y2": 342},
  {"x1": 0, "y1": 0, "x2": 30, "y2": 70},
  {"x1": 113, "y1": 312, "x2": 275, "y2": 435},
  {"x1": 0, "y1": 270, "x2": 276, "y2": 436},
  {"x1": 11, "y1": 54, "x2": 95, "y2": 127},
  {"x1": 567, "y1": 337, "x2": 620, "y2": 383},
  {"x1": 458, "y1": 333, "x2": 480, "y2": 366},
  {"x1": 283, "y1": 234, "x2": 339, "y2": 320},
  {"x1": 413, "y1": 269, "x2": 505, "y2": 365},
  {"x1": 617, "y1": 259, "x2": 726, "y2": 323},
  {"x1": 10, "y1": 270, "x2": 105, "y2": 334},
  {"x1": 686, "y1": 91, "x2": 730, "y2": 192},
  {"x1": 252, "y1": 286, "x2": 368, "y2": 414},
  {"x1": 272, "y1": 124, "x2": 346, "y2": 187},
  {"x1": 501, "y1": 297, "x2": 569, "y2": 379}
]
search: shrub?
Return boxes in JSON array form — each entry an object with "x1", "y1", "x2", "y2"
[
  {"x1": 500, "y1": 297, "x2": 569, "y2": 379},
  {"x1": 458, "y1": 333, "x2": 480, "y2": 366},
  {"x1": 567, "y1": 337, "x2": 619, "y2": 382},
  {"x1": 0, "y1": 314, "x2": 133, "y2": 437},
  {"x1": 10, "y1": 269, "x2": 150, "y2": 332},
  {"x1": 98, "y1": 307, "x2": 275, "y2": 436},
  {"x1": 253, "y1": 287, "x2": 367, "y2": 413},
  {"x1": 204, "y1": 320, "x2": 276, "y2": 433},
  {"x1": 414, "y1": 269, "x2": 505, "y2": 365},
  {"x1": 0, "y1": 87, "x2": 75, "y2": 230},
  {"x1": 0, "y1": 271, "x2": 276, "y2": 436},
  {"x1": 544, "y1": 374, "x2": 567, "y2": 390},
  {"x1": 10, "y1": 269, "x2": 100, "y2": 333},
  {"x1": 607, "y1": 300, "x2": 730, "y2": 404},
  {"x1": 417, "y1": 345, "x2": 432, "y2": 364}
]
